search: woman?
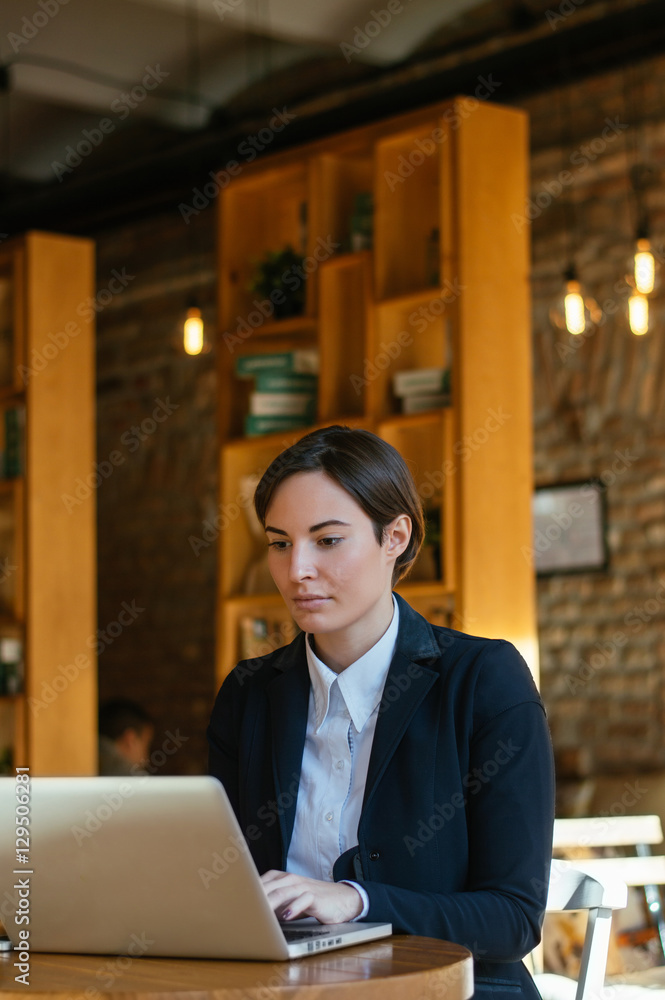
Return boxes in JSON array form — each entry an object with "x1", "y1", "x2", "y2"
[{"x1": 208, "y1": 425, "x2": 554, "y2": 997}]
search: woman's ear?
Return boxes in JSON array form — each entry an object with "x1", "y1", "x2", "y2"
[{"x1": 385, "y1": 514, "x2": 412, "y2": 559}]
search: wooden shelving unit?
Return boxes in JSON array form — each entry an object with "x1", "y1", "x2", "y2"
[
  {"x1": 216, "y1": 97, "x2": 537, "y2": 687},
  {"x1": 0, "y1": 231, "x2": 97, "y2": 776}
]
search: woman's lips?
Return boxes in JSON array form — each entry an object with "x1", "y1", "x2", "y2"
[{"x1": 291, "y1": 595, "x2": 329, "y2": 610}]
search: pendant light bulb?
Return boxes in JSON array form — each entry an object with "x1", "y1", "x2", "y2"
[
  {"x1": 634, "y1": 238, "x2": 655, "y2": 295},
  {"x1": 628, "y1": 294, "x2": 649, "y2": 336},
  {"x1": 564, "y1": 279, "x2": 586, "y2": 335},
  {"x1": 184, "y1": 306, "x2": 204, "y2": 355}
]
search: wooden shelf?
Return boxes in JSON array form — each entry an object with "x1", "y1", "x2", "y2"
[
  {"x1": 0, "y1": 233, "x2": 97, "y2": 775},
  {"x1": 216, "y1": 97, "x2": 536, "y2": 687}
]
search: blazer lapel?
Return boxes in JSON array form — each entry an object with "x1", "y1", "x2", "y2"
[
  {"x1": 266, "y1": 634, "x2": 310, "y2": 864},
  {"x1": 362, "y1": 595, "x2": 440, "y2": 812}
]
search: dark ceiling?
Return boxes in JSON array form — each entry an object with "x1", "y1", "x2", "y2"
[{"x1": 1, "y1": 0, "x2": 664, "y2": 236}]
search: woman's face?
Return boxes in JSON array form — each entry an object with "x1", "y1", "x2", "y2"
[{"x1": 264, "y1": 471, "x2": 409, "y2": 642}]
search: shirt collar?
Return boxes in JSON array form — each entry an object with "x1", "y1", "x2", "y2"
[{"x1": 305, "y1": 597, "x2": 400, "y2": 734}]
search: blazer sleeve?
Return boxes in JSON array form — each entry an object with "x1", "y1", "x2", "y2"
[
  {"x1": 359, "y1": 693, "x2": 555, "y2": 962},
  {"x1": 207, "y1": 669, "x2": 242, "y2": 820}
]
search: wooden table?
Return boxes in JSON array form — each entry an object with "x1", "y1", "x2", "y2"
[{"x1": 0, "y1": 936, "x2": 473, "y2": 1000}]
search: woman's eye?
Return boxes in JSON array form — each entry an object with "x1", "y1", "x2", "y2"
[
  {"x1": 319, "y1": 537, "x2": 342, "y2": 547},
  {"x1": 268, "y1": 540, "x2": 289, "y2": 550}
]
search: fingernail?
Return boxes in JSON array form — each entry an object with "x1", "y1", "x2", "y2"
[{"x1": 283, "y1": 909, "x2": 292, "y2": 920}]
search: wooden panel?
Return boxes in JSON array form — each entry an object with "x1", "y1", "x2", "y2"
[
  {"x1": 318, "y1": 253, "x2": 372, "y2": 420},
  {"x1": 452, "y1": 102, "x2": 537, "y2": 676},
  {"x1": 374, "y1": 127, "x2": 443, "y2": 299},
  {"x1": 24, "y1": 232, "x2": 97, "y2": 775}
]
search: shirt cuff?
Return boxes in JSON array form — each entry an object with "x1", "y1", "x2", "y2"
[{"x1": 340, "y1": 880, "x2": 370, "y2": 920}]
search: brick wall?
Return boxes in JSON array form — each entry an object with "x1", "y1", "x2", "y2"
[
  {"x1": 519, "y1": 54, "x2": 665, "y2": 773},
  {"x1": 94, "y1": 208, "x2": 218, "y2": 775}
]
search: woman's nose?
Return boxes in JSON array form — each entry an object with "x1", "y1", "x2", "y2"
[{"x1": 288, "y1": 542, "x2": 316, "y2": 581}]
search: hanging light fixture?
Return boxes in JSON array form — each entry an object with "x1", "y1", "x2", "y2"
[
  {"x1": 633, "y1": 235, "x2": 655, "y2": 295},
  {"x1": 550, "y1": 264, "x2": 601, "y2": 337},
  {"x1": 183, "y1": 300, "x2": 204, "y2": 355},
  {"x1": 626, "y1": 155, "x2": 658, "y2": 335},
  {"x1": 628, "y1": 293, "x2": 649, "y2": 336},
  {"x1": 563, "y1": 267, "x2": 586, "y2": 335}
]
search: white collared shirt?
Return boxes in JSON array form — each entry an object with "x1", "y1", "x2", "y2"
[{"x1": 286, "y1": 598, "x2": 399, "y2": 916}]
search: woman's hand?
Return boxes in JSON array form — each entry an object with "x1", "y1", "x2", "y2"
[{"x1": 260, "y1": 870, "x2": 363, "y2": 924}]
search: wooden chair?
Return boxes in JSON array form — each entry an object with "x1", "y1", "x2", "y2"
[
  {"x1": 552, "y1": 815, "x2": 665, "y2": 958},
  {"x1": 538, "y1": 860, "x2": 628, "y2": 1000}
]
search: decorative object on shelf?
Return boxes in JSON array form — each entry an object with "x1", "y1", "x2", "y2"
[
  {"x1": 248, "y1": 246, "x2": 306, "y2": 319},
  {"x1": 0, "y1": 635, "x2": 23, "y2": 695},
  {"x1": 239, "y1": 616, "x2": 299, "y2": 660},
  {"x1": 349, "y1": 192, "x2": 373, "y2": 252},
  {"x1": 183, "y1": 300, "x2": 205, "y2": 355},
  {"x1": 235, "y1": 351, "x2": 319, "y2": 437},
  {"x1": 392, "y1": 367, "x2": 450, "y2": 413}
]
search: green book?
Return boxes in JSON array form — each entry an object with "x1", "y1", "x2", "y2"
[
  {"x1": 249, "y1": 392, "x2": 317, "y2": 417},
  {"x1": 255, "y1": 372, "x2": 318, "y2": 393},
  {"x1": 244, "y1": 414, "x2": 312, "y2": 437},
  {"x1": 235, "y1": 349, "x2": 319, "y2": 378}
]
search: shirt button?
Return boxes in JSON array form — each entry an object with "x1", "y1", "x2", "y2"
[
  {"x1": 325, "y1": 811, "x2": 333, "y2": 822},
  {"x1": 328, "y1": 869, "x2": 334, "y2": 879},
  {"x1": 369, "y1": 850, "x2": 380, "y2": 861},
  {"x1": 335, "y1": 760, "x2": 344, "y2": 770}
]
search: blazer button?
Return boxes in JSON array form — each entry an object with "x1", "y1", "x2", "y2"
[{"x1": 369, "y1": 850, "x2": 380, "y2": 861}]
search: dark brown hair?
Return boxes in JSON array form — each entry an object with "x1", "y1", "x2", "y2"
[{"x1": 254, "y1": 425, "x2": 425, "y2": 585}]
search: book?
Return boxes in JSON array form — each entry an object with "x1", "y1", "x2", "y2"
[
  {"x1": 249, "y1": 392, "x2": 316, "y2": 417},
  {"x1": 235, "y1": 349, "x2": 319, "y2": 378},
  {"x1": 401, "y1": 393, "x2": 450, "y2": 414},
  {"x1": 392, "y1": 367, "x2": 450, "y2": 397},
  {"x1": 255, "y1": 372, "x2": 318, "y2": 393},
  {"x1": 244, "y1": 414, "x2": 312, "y2": 437}
]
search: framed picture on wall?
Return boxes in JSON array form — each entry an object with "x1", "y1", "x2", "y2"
[{"x1": 532, "y1": 479, "x2": 608, "y2": 575}]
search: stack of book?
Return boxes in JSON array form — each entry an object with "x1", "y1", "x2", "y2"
[
  {"x1": 392, "y1": 367, "x2": 450, "y2": 414},
  {"x1": 235, "y1": 350, "x2": 319, "y2": 437}
]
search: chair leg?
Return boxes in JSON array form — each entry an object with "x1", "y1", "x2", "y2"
[{"x1": 575, "y1": 906, "x2": 613, "y2": 1000}]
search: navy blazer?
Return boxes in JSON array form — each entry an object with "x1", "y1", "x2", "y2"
[{"x1": 208, "y1": 594, "x2": 555, "y2": 999}]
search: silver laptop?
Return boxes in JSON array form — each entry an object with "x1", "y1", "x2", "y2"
[{"x1": 0, "y1": 775, "x2": 391, "y2": 960}]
